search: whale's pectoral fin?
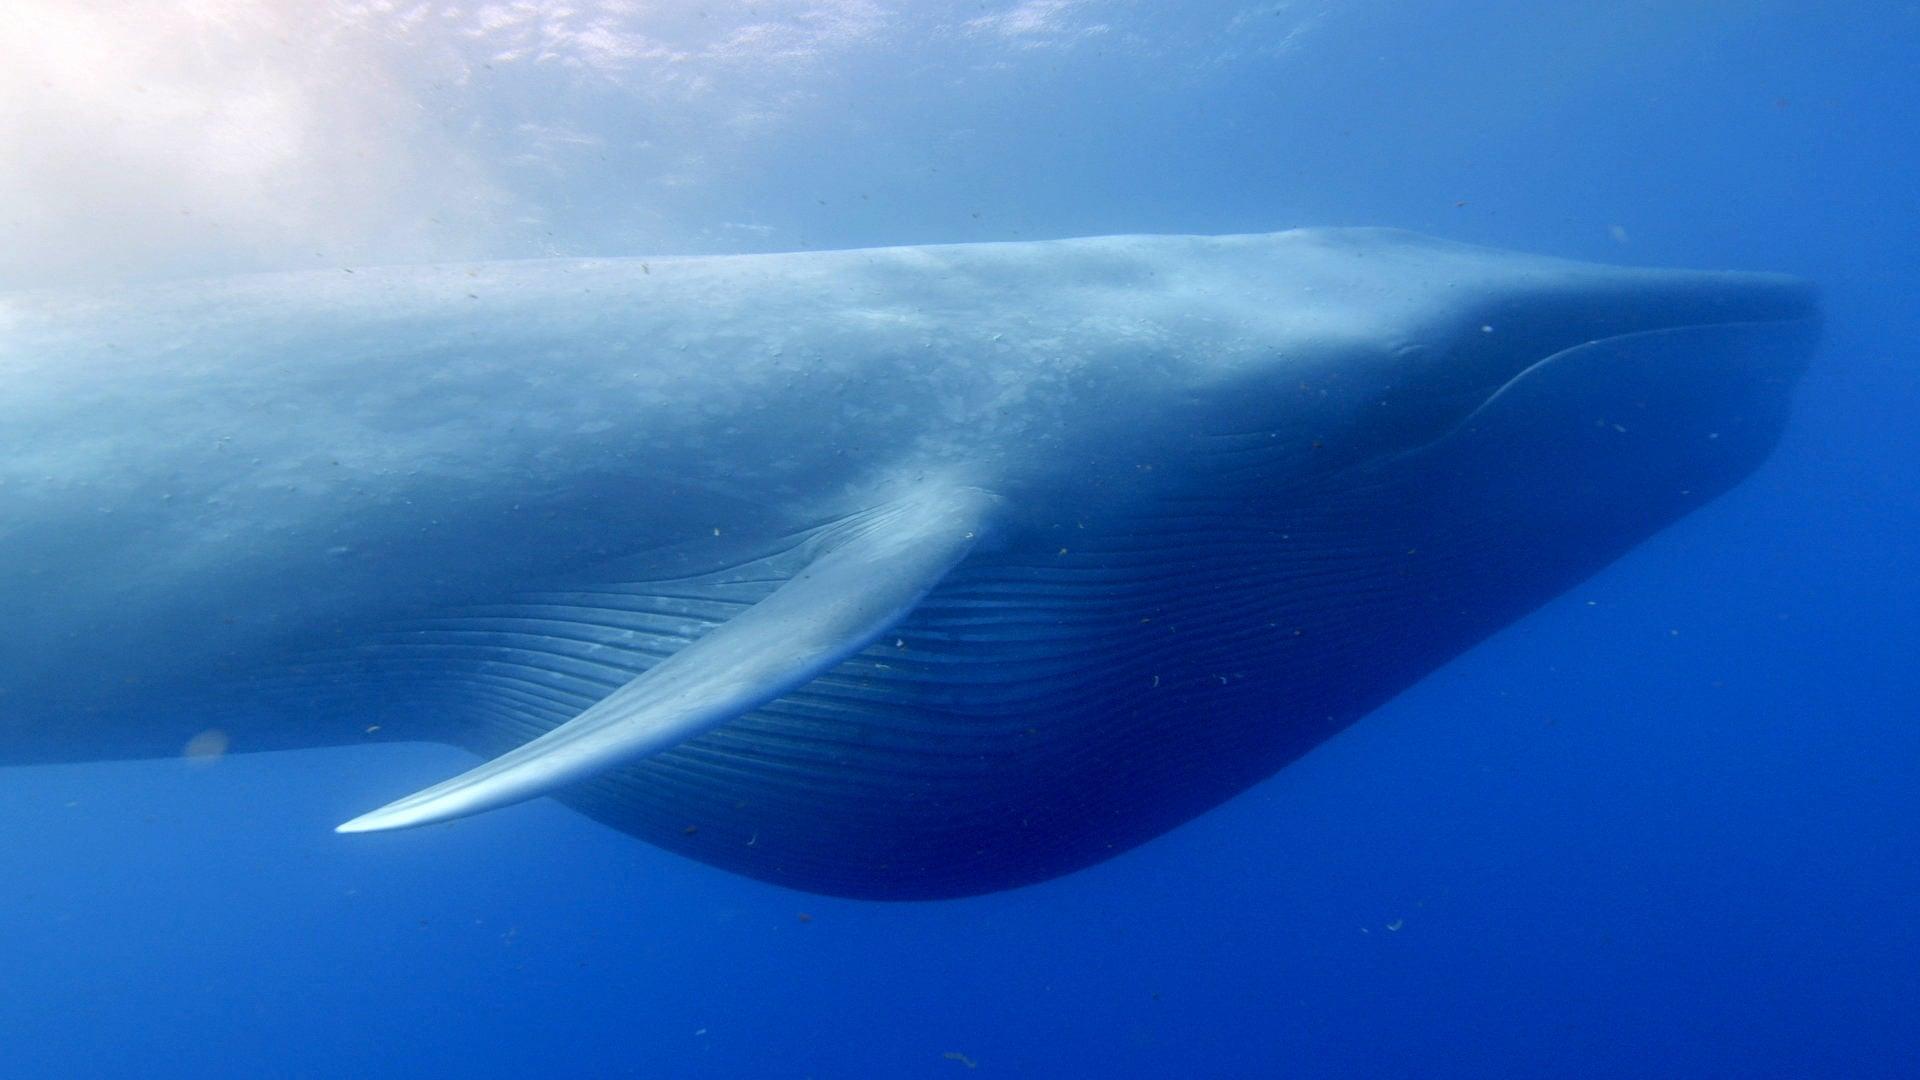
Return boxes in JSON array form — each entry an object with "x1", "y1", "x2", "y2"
[{"x1": 336, "y1": 485, "x2": 999, "y2": 834}]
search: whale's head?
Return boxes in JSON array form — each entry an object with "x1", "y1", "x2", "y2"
[{"x1": 1175, "y1": 229, "x2": 1820, "y2": 501}]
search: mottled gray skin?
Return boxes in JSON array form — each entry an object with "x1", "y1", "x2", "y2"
[{"x1": 0, "y1": 229, "x2": 1817, "y2": 896}]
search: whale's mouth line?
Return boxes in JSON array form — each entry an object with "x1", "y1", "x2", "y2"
[
  {"x1": 1459, "y1": 313, "x2": 1819, "y2": 430},
  {"x1": 1200, "y1": 311, "x2": 1819, "y2": 479},
  {"x1": 1342, "y1": 312, "x2": 1821, "y2": 483}
]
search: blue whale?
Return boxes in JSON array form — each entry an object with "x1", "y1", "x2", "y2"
[{"x1": 0, "y1": 229, "x2": 1817, "y2": 897}]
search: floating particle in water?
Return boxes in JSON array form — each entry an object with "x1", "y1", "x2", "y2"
[{"x1": 182, "y1": 729, "x2": 229, "y2": 764}]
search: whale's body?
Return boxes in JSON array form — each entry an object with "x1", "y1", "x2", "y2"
[{"x1": 0, "y1": 229, "x2": 1815, "y2": 897}]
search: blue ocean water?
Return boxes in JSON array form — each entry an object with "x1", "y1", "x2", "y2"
[{"x1": 0, "y1": 2, "x2": 1913, "y2": 1076}]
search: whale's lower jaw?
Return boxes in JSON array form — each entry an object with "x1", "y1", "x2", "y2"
[{"x1": 378, "y1": 317, "x2": 1806, "y2": 900}]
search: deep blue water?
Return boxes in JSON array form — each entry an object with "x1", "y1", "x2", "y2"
[{"x1": 1, "y1": 3, "x2": 1915, "y2": 1076}]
